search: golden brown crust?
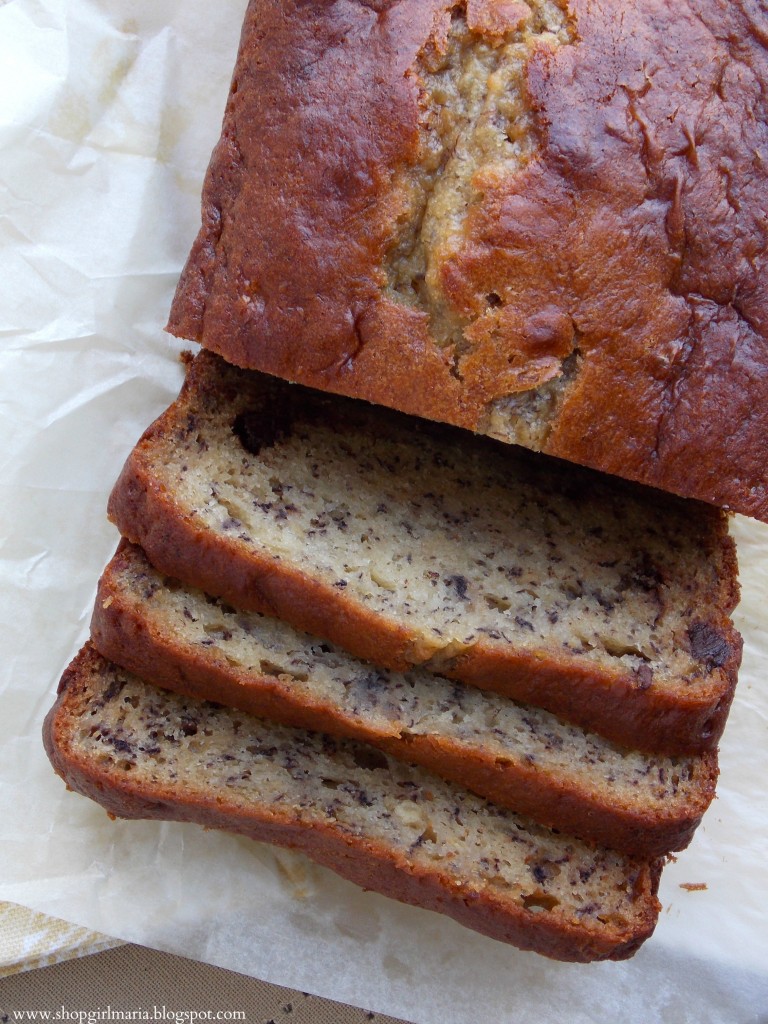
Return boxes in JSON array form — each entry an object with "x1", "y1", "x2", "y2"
[
  {"x1": 90, "y1": 543, "x2": 717, "y2": 857},
  {"x1": 168, "y1": 0, "x2": 768, "y2": 520},
  {"x1": 43, "y1": 645, "x2": 662, "y2": 963},
  {"x1": 107, "y1": 371, "x2": 742, "y2": 758}
]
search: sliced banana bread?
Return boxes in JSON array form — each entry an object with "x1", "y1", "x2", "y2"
[
  {"x1": 108, "y1": 351, "x2": 741, "y2": 755},
  {"x1": 91, "y1": 542, "x2": 718, "y2": 857},
  {"x1": 44, "y1": 644, "x2": 664, "y2": 963}
]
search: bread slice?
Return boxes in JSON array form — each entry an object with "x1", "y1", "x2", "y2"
[
  {"x1": 108, "y1": 351, "x2": 741, "y2": 755},
  {"x1": 91, "y1": 542, "x2": 718, "y2": 857},
  {"x1": 44, "y1": 644, "x2": 664, "y2": 963}
]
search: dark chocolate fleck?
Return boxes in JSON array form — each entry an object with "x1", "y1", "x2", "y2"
[
  {"x1": 634, "y1": 664, "x2": 654, "y2": 690},
  {"x1": 102, "y1": 678, "x2": 127, "y2": 703},
  {"x1": 110, "y1": 737, "x2": 133, "y2": 754},
  {"x1": 592, "y1": 590, "x2": 615, "y2": 611},
  {"x1": 233, "y1": 406, "x2": 294, "y2": 456},
  {"x1": 688, "y1": 622, "x2": 732, "y2": 669},
  {"x1": 619, "y1": 553, "x2": 663, "y2": 595},
  {"x1": 446, "y1": 574, "x2": 469, "y2": 600},
  {"x1": 354, "y1": 671, "x2": 389, "y2": 693}
]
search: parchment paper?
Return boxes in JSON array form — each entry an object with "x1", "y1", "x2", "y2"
[{"x1": 1, "y1": 1, "x2": 766, "y2": 1019}]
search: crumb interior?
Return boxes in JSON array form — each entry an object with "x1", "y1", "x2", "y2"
[
  {"x1": 388, "y1": 1, "x2": 571, "y2": 344},
  {"x1": 69, "y1": 660, "x2": 655, "y2": 931},
  {"x1": 155, "y1": 360, "x2": 729, "y2": 696},
  {"x1": 386, "y1": 0, "x2": 578, "y2": 443},
  {"x1": 115, "y1": 548, "x2": 706, "y2": 815}
]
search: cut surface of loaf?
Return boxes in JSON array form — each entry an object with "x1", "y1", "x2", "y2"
[
  {"x1": 44, "y1": 644, "x2": 664, "y2": 963},
  {"x1": 167, "y1": 0, "x2": 768, "y2": 520},
  {"x1": 91, "y1": 542, "x2": 718, "y2": 857},
  {"x1": 108, "y1": 351, "x2": 741, "y2": 755}
]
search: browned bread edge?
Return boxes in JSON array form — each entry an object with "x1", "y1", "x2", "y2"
[
  {"x1": 43, "y1": 644, "x2": 664, "y2": 963},
  {"x1": 107, "y1": 416, "x2": 741, "y2": 758},
  {"x1": 166, "y1": 0, "x2": 768, "y2": 522},
  {"x1": 90, "y1": 542, "x2": 718, "y2": 857}
]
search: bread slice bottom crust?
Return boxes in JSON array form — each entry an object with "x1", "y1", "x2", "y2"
[
  {"x1": 90, "y1": 542, "x2": 718, "y2": 857},
  {"x1": 44, "y1": 645, "x2": 663, "y2": 964}
]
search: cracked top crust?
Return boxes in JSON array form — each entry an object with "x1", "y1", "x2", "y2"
[{"x1": 168, "y1": 0, "x2": 768, "y2": 520}]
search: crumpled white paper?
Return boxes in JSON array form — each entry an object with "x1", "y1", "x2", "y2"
[{"x1": 1, "y1": 1, "x2": 767, "y2": 1020}]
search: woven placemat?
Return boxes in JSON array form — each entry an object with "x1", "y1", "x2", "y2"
[{"x1": 0, "y1": 902, "x2": 122, "y2": 979}]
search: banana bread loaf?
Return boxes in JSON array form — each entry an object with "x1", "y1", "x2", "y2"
[
  {"x1": 108, "y1": 351, "x2": 741, "y2": 755},
  {"x1": 91, "y1": 541, "x2": 718, "y2": 856},
  {"x1": 167, "y1": 0, "x2": 768, "y2": 520},
  {"x1": 43, "y1": 644, "x2": 664, "y2": 963}
]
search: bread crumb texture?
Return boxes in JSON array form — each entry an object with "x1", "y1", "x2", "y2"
[
  {"x1": 156, "y1": 357, "x2": 735, "y2": 694},
  {"x1": 53, "y1": 648, "x2": 661, "y2": 959},
  {"x1": 115, "y1": 549, "x2": 707, "y2": 810}
]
